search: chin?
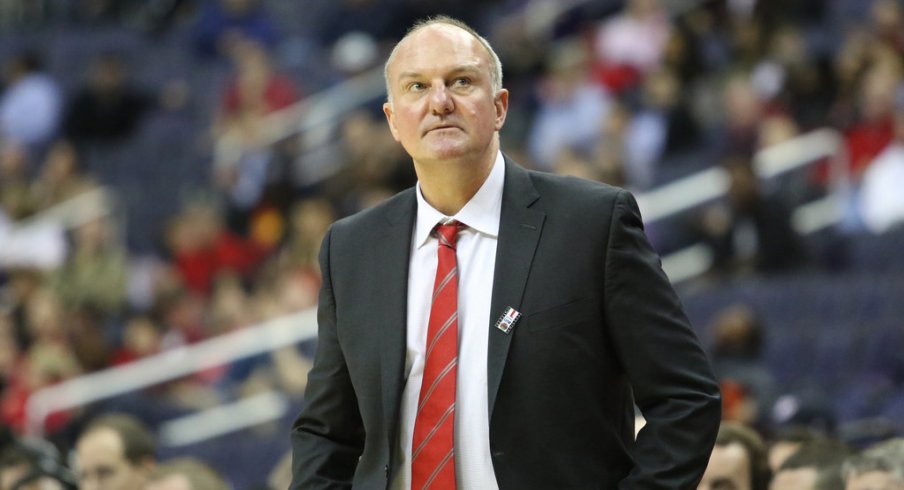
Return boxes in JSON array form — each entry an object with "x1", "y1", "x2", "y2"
[{"x1": 420, "y1": 144, "x2": 473, "y2": 162}]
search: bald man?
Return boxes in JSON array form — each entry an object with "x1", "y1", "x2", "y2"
[{"x1": 291, "y1": 15, "x2": 720, "y2": 490}]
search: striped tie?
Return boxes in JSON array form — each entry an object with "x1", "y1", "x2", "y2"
[{"x1": 411, "y1": 221, "x2": 464, "y2": 490}]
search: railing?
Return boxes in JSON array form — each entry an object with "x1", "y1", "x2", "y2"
[{"x1": 24, "y1": 309, "x2": 317, "y2": 438}]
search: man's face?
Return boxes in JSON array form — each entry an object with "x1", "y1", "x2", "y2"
[
  {"x1": 847, "y1": 471, "x2": 904, "y2": 490},
  {"x1": 383, "y1": 23, "x2": 508, "y2": 167},
  {"x1": 75, "y1": 428, "x2": 150, "y2": 490},
  {"x1": 697, "y1": 443, "x2": 752, "y2": 490},
  {"x1": 770, "y1": 467, "x2": 818, "y2": 490}
]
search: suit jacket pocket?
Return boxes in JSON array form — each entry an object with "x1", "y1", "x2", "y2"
[{"x1": 524, "y1": 298, "x2": 599, "y2": 333}]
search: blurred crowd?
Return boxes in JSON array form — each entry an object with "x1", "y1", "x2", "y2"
[{"x1": 1, "y1": 0, "x2": 904, "y2": 487}]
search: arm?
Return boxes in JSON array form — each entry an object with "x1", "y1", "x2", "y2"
[
  {"x1": 290, "y1": 227, "x2": 364, "y2": 489},
  {"x1": 605, "y1": 191, "x2": 721, "y2": 489}
]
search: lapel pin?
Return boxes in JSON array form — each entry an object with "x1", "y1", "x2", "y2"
[{"x1": 495, "y1": 307, "x2": 522, "y2": 334}]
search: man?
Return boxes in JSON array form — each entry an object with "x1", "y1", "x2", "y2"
[
  {"x1": 73, "y1": 413, "x2": 157, "y2": 490},
  {"x1": 697, "y1": 423, "x2": 770, "y2": 490},
  {"x1": 291, "y1": 15, "x2": 721, "y2": 489}
]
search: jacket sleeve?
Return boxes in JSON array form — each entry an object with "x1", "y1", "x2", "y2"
[
  {"x1": 290, "y1": 227, "x2": 365, "y2": 489},
  {"x1": 605, "y1": 190, "x2": 722, "y2": 490}
]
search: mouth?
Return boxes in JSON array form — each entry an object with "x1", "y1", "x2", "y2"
[{"x1": 424, "y1": 124, "x2": 460, "y2": 135}]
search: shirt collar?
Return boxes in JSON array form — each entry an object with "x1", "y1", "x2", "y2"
[{"x1": 414, "y1": 150, "x2": 505, "y2": 249}]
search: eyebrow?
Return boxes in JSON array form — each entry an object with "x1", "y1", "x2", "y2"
[{"x1": 397, "y1": 64, "x2": 483, "y2": 81}]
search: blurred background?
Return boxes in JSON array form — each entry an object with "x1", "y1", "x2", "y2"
[{"x1": 0, "y1": 0, "x2": 902, "y2": 488}]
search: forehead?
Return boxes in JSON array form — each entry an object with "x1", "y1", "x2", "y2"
[
  {"x1": 77, "y1": 428, "x2": 127, "y2": 463},
  {"x1": 848, "y1": 470, "x2": 898, "y2": 490},
  {"x1": 389, "y1": 24, "x2": 488, "y2": 78},
  {"x1": 772, "y1": 467, "x2": 818, "y2": 490},
  {"x1": 147, "y1": 474, "x2": 193, "y2": 490},
  {"x1": 711, "y1": 443, "x2": 750, "y2": 470}
]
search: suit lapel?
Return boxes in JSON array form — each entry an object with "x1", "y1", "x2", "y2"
[
  {"x1": 378, "y1": 189, "x2": 417, "y2": 451},
  {"x1": 487, "y1": 159, "x2": 544, "y2": 416}
]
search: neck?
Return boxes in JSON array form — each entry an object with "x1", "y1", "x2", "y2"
[{"x1": 415, "y1": 141, "x2": 498, "y2": 216}]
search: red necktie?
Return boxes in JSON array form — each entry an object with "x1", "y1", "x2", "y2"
[{"x1": 411, "y1": 221, "x2": 464, "y2": 490}]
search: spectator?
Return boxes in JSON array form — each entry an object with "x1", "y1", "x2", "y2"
[
  {"x1": 110, "y1": 315, "x2": 163, "y2": 366},
  {"x1": 275, "y1": 198, "x2": 335, "y2": 274},
  {"x1": 50, "y1": 214, "x2": 128, "y2": 315},
  {"x1": 859, "y1": 110, "x2": 904, "y2": 233},
  {"x1": 870, "y1": 0, "x2": 904, "y2": 56},
  {"x1": 622, "y1": 67, "x2": 701, "y2": 188},
  {"x1": 73, "y1": 413, "x2": 157, "y2": 490},
  {"x1": 214, "y1": 36, "x2": 298, "y2": 137},
  {"x1": 708, "y1": 304, "x2": 775, "y2": 427},
  {"x1": 61, "y1": 53, "x2": 155, "y2": 146},
  {"x1": 698, "y1": 155, "x2": 806, "y2": 276},
  {"x1": 0, "y1": 342, "x2": 82, "y2": 434},
  {"x1": 144, "y1": 458, "x2": 228, "y2": 490},
  {"x1": 163, "y1": 201, "x2": 266, "y2": 296},
  {"x1": 213, "y1": 36, "x2": 300, "y2": 232},
  {"x1": 719, "y1": 74, "x2": 765, "y2": 158},
  {"x1": 765, "y1": 25, "x2": 836, "y2": 131},
  {"x1": 830, "y1": 57, "x2": 902, "y2": 187},
  {"x1": 527, "y1": 40, "x2": 613, "y2": 171},
  {"x1": 591, "y1": 0, "x2": 671, "y2": 93},
  {"x1": 698, "y1": 422, "x2": 770, "y2": 490},
  {"x1": 0, "y1": 51, "x2": 62, "y2": 148}
]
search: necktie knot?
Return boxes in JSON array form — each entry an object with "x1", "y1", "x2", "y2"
[{"x1": 435, "y1": 221, "x2": 464, "y2": 250}]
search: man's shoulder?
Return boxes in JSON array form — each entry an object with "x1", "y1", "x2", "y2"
[
  {"x1": 330, "y1": 187, "x2": 416, "y2": 235},
  {"x1": 517, "y1": 165, "x2": 626, "y2": 208}
]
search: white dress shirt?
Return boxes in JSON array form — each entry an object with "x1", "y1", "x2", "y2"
[{"x1": 392, "y1": 151, "x2": 504, "y2": 489}]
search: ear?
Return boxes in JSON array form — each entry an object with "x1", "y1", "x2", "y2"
[
  {"x1": 494, "y1": 89, "x2": 509, "y2": 131},
  {"x1": 383, "y1": 101, "x2": 401, "y2": 142}
]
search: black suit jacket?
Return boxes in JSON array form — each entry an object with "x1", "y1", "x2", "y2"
[{"x1": 291, "y1": 158, "x2": 721, "y2": 489}]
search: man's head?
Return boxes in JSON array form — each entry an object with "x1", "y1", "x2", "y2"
[
  {"x1": 770, "y1": 439, "x2": 852, "y2": 490},
  {"x1": 768, "y1": 427, "x2": 822, "y2": 473},
  {"x1": 382, "y1": 16, "x2": 508, "y2": 167},
  {"x1": 74, "y1": 414, "x2": 156, "y2": 490},
  {"x1": 842, "y1": 454, "x2": 904, "y2": 490},
  {"x1": 698, "y1": 422, "x2": 769, "y2": 490},
  {"x1": 144, "y1": 458, "x2": 227, "y2": 490},
  {"x1": 843, "y1": 439, "x2": 904, "y2": 490},
  {"x1": 384, "y1": 16, "x2": 503, "y2": 105}
]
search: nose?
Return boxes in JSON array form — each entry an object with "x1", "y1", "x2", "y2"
[{"x1": 429, "y1": 84, "x2": 454, "y2": 115}]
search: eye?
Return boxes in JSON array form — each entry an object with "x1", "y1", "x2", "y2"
[
  {"x1": 406, "y1": 81, "x2": 425, "y2": 92},
  {"x1": 452, "y1": 77, "x2": 472, "y2": 88}
]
